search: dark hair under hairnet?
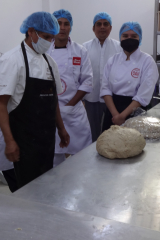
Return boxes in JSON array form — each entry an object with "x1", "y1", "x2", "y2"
[{"x1": 53, "y1": 9, "x2": 73, "y2": 32}]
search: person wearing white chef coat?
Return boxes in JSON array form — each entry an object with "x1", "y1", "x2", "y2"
[
  {"x1": 0, "y1": 12, "x2": 70, "y2": 192},
  {"x1": 100, "y1": 21, "x2": 159, "y2": 130},
  {"x1": 47, "y1": 9, "x2": 93, "y2": 166},
  {"x1": 83, "y1": 12, "x2": 122, "y2": 142}
]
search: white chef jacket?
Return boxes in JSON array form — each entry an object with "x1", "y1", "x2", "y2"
[
  {"x1": 100, "y1": 48, "x2": 159, "y2": 107},
  {"x1": 0, "y1": 42, "x2": 62, "y2": 171},
  {"x1": 47, "y1": 38, "x2": 93, "y2": 95},
  {"x1": 83, "y1": 37, "x2": 122, "y2": 102},
  {"x1": 0, "y1": 41, "x2": 62, "y2": 113},
  {"x1": 47, "y1": 39, "x2": 93, "y2": 154}
]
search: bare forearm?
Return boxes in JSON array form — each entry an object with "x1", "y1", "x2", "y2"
[
  {"x1": 120, "y1": 101, "x2": 141, "y2": 119},
  {"x1": 56, "y1": 103, "x2": 65, "y2": 130},
  {"x1": 66, "y1": 90, "x2": 86, "y2": 106},
  {"x1": 0, "y1": 107, "x2": 14, "y2": 143},
  {"x1": 0, "y1": 97, "x2": 14, "y2": 143},
  {"x1": 55, "y1": 103, "x2": 70, "y2": 148},
  {"x1": 103, "y1": 95, "x2": 119, "y2": 117}
]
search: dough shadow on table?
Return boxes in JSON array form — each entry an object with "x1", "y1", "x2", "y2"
[{"x1": 96, "y1": 150, "x2": 146, "y2": 165}]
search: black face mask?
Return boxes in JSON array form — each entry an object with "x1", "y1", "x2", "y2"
[{"x1": 121, "y1": 38, "x2": 139, "y2": 53}]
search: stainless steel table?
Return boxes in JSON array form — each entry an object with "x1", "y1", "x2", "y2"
[
  {"x1": 1, "y1": 193, "x2": 160, "y2": 240},
  {"x1": 2, "y1": 103, "x2": 160, "y2": 239}
]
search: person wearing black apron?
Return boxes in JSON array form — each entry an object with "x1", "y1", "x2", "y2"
[
  {"x1": 9, "y1": 42, "x2": 58, "y2": 188},
  {"x1": 0, "y1": 12, "x2": 69, "y2": 191},
  {"x1": 101, "y1": 21, "x2": 159, "y2": 131}
]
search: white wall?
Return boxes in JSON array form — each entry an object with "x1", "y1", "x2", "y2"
[
  {"x1": 42, "y1": 0, "x2": 61, "y2": 13},
  {"x1": 0, "y1": 0, "x2": 43, "y2": 53},
  {"x1": 42, "y1": 0, "x2": 50, "y2": 12},
  {"x1": 0, "y1": 0, "x2": 62, "y2": 53},
  {"x1": 49, "y1": 0, "x2": 61, "y2": 13},
  {"x1": 0, "y1": 0, "x2": 156, "y2": 55},
  {"x1": 60, "y1": 0, "x2": 155, "y2": 55}
]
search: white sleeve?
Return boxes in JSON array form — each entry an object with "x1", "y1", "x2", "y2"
[
  {"x1": 78, "y1": 47, "x2": 93, "y2": 93},
  {"x1": 53, "y1": 62, "x2": 63, "y2": 95},
  {"x1": 0, "y1": 55, "x2": 19, "y2": 96},
  {"x1": 100, "y1": 58, "x2": 113, "y2": 98},
  {"x1": 133, "y1": 57, "x2": 159, "y2": 107},
  {"x1": 46, "y1": 55, "x2": 63, "y2": 95}
]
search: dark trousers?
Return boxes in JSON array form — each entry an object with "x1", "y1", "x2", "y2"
[
  {"x1": 2, "y1": 168, "x2": 18, "y2": 193},
  {"x1": 102, "y1": 94, "x2": 133, "y2": 131},
  {"x1": 85, "y1": 100, "x2": 106, "y2": 142}
]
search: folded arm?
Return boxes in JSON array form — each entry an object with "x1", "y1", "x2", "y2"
[
  {"x1": 66, "y1": 90, "x2": 86, "y2": 106},
  {"x1": 112, "y1": 100, "x2": 141, "y2": 125}
]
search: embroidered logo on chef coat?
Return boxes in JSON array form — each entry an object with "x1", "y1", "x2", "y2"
[
  {"x1": 40, "y1": 87, "x2": 53, "y2": 97},
  {"x1": 58, "y1": 79, "x2": 67, "y2": 95},
  {"x1": 73, "y1": 57, "x2": 81, "y2": 65},
  {"x1": 131, "y1": 68, "x2": 140, "y2": 78}
]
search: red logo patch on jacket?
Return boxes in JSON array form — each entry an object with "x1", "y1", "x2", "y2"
[
  {"x1": 73, "y1": 57, "x2": 81, "y2": 65},
  {"x1": 131, "y1": 68, "x2": 140, "y2": 78}
]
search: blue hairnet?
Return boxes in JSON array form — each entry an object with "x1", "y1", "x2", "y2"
[
  {"x1": 119, "y1": 21, "x2": 142, "y2": 45},
  {"x1": 53, "y1": 9, "x2": 73, "y2": 32},
  {"x1": 20, "y1": 12, "x2": 60, "y2": 35},
  {"x1": 93, "y1": 12, "x2": 112, "y2": 26}
]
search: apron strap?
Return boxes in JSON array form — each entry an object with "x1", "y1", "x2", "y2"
[
  {"x1": 42, "y1": 54, "x2": 55, "y2": 81},
  {"x1": 21, "y1": 42, "x2": 29, "y2": 79}
]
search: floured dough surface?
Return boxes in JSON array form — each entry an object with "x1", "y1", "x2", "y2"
[
  {"x1": 123, "y1": 116, "x2": 160, "y2": 139},
  {"x1": 96, "y1": 125, "x2": 146, "y2": 159}
]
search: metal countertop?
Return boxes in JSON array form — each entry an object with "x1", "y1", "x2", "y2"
[
  {"x1": 1, "y1": 193, "x2": 160, "y2": 240},
  {"x1": 10, "y1": 103, "x2": 160, "y2": 234}
]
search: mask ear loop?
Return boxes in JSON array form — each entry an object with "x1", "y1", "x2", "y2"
[
  {"x1": 35, "y1": 31, "x2": 41, "y2": 39},
  {"x1": 31, "y1": 31, "x2": 39, "y2": 44}
]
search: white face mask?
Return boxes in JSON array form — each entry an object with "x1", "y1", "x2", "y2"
[{"x1": 31, "y1": 32, "x2": 52, "y2": 54}]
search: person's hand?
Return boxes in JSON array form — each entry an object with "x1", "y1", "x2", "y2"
[
  {"x1": 58, "y1": 127, "x2": 70, "y2": 148},
  {"x1": 112, "y1": 114, "x2": 126, "y2": 126},
  {"x1": 65, "y1": 103, "x2": 74, "y2": 106},
  {"x1": 5, "y1": 140, "x2": 20, "y2": 162}
]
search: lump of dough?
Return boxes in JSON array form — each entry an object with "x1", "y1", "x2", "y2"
[
  {"x1": 96, "y1": 125, "x2": 146, "y2": 159},
  {"x1": 123, "y1": 116, "x2": 160, "y2": 139}
]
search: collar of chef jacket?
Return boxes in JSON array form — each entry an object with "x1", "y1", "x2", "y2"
[
  {"x1": 83, "y1": 36, "x2": 122, "y2": 102},
  {"x1": 47, "y1": 38, "x2": 85, "y2": 87},
  {"x1": 94, "y1": 36, "x2": 109, "y2": 46},
  {"x1": 24, "y1": 41, "x2": 43, "y2": 59},
  {"x1": 87, "y1": 36, "x2": 119, "y2": 77},
  {"x1": 121, "y1": 47, "x2": 141, "y2": 63}
]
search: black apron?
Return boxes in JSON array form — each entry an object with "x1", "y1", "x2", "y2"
[
  {"x1": 102, "y1": 94, "x2": 133, "y2": 131},
  {"x1": 9, "y1": 42, "x2": 58, "y2": 188}
]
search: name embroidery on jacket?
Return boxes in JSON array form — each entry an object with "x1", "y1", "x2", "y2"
[{"x1": 73, "y1": 57, "x2": 81, "y2": 65}]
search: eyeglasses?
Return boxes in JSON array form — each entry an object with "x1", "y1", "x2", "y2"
[{"x1": 95, "y1": 22, "x2": 110, "y2": 27}]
